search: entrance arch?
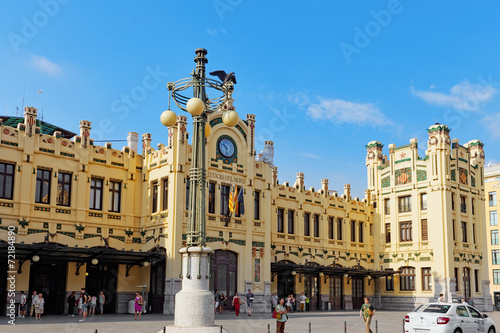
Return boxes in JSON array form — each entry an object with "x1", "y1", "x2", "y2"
[{"x1": 210, "y1": 250, "x2": 238, "y2": 311}]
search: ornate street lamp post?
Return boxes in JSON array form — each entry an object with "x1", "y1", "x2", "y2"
[{"x1": 160, "y1": 48, "x2": 238, "y2": 331}]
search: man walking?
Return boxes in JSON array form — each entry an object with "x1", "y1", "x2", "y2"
[
  {"x1": 360, "y1": 297, "x2": 375, "y2": 333},
  {"x1": 29, "y1": 291, "x2": 38, "y2": 317},
  {"x1": 299, "y1": 292, "x2": 307, "y2": 312},
  {"x1": 214, "y1": 290, "x2": 220, "y2": 314},
  {"x1": 79, "y1": 288, "x2": 89, "y2": 322},
  {"x1": 245, "y1": 289, "x2": 254, "y2": 317},
  {"x1": 272, "y1": 292, "x2": 278, "y2": 311}
]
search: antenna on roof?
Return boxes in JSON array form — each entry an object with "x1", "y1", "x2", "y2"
[
  {"x1": 37, "y1": 89, "x2": 43, "y2": 109},
  {"x1": 21, "y1": 81, "x2": 26, "y2": 113},
  {"x1": 41, "y1": 108, "x2": 44, "y2": 121}
]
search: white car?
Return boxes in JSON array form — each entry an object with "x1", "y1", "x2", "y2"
[{"x1": 404, "y1": 303, "x2": 496, "y2": 333}]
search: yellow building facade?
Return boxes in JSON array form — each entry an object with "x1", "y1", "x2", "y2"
[
  {"x1": 0, "y1": 108, "x2": 493, "y2": 315},
  {"x1": 485, "y1": 163, "x2": 500, "y2": 308}
]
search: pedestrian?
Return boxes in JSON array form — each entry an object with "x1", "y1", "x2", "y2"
[
  {"x1": 275, "y1": 298, "x2": 288, "y2": 333},
  {"x1": 245, "y1": 289, "x2": 254, "y2": 317},
  {"x1": 286, "y1": 295, "x2": 292, "y2": 312},
  {"x1": 468, "y1": 298, "x2": 475, "y2": 307},
  {"x1": 232, "y1": 292, "x2": 242, "y2": 317},
  {"x1": 35, "y1": 293, "x2": 44, "y2": 320},
  {"x1": 214, "y1": 290, "x2": 220, "y2": 314},
  {"x1": 19, "y1": 291, "x2": 26, "y2": 318},
  {"x1": 219, "y1": 293, "x2": 226, "y2": 314},
  {"x1": 134, "y1": 291, "x2": 143, "y2": 320},
  {"x1": 438, "y1": 293, "x2": 444, "y2": 303},
  {"x1": 79, "y1": 288, "x2": 89, "y2": 322},
  {"x1": 360, "y1": 297, "x2": 375, "y2": 333},
  {"x1": 67, "y1": 292, "x2": 75, "y2": 316},
  {"x1": 90, "y1": 294, "x2": 97, "y2": 315},
  {"x1": 299, "y1": 292, "x2": 307, "y2": 312},
  {"x1": 77, "y1": 292, "x2": 83, "y2": 316},
  {"x1": 98, "y1": 291, "x2": 106, "y2": 315},
  {"x1": 290, "y1": 294, "x2": 295, "y2": 313},
  {"x1": 272, "y1": 292, "x2": 278, "y2": 311},
  {"x1": 305, "y1": 294, "x2": 310, "y2": 311},
  {"x1": 29, "y1": 291, "x2": 38, "y2": 317}
]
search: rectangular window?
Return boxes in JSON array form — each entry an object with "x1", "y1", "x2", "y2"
[
  {"x1": 472, "y1": 223, "x2": 476, "y2": 244},
  {"x1": 472, "y1": 199, "x2": 475, "y2": 215},
  {"x1": 35, "y1": 169, "x2": 51, "y2": 204},
  {"x1": 89, "y1": 178, "x2": 103, "y2": 210},
  {"x1": 421, "y1": 193, "x2": 427, "y2": 210},
  {"x1": 454, "y1": 268, "x2": 459, "y2": 291},
  {"x1": 162, "y1": 179, "x2": 169, "y2": 211},
  {"x1": 494, "y1": 269, "x2": 500, "y2": 284},
  {"x1": 492, "y1": 230, "x2": 499, "y2": 245},
  {"x1": 490, "y1": 191, "x2": 497, "y2": 206},
  {"x1": 421, "y1": 219, "x2": 428, "y2": 241},
  {"x1": 56, "y1": 172, "x2": 71, "y2": 206},
  {"x1": 400, "y1": 267, "x2": 415, "y2": 291},
  {"x1": 328, "y1": 217, "x2": 334, "y2": 239},
  {"x1": 314, "y1": 214, "x2": 320, "y2": 238},
  {"x1": 337, "y1": 218, "x2": 342, "y2": 240},
  {"x1": 0, "y1": 163, "x2": 15, "y2": 200},
  {"x1": 461, "y1": 221, "x2": 467, "y2": 243},
  {"x1": 398, "y1": 196, "x2": 411, "y2": 213},
  {"x1": 384, "y1": 198, "x2": 390, "y2": 215},
  {"x1": 185, "y1": 178, "x2": 190, "y2": 210},
  {"x1": 400, "y1": 221, "x2": 412, "y2": 242},
  {"x1": 304, "y1": 213, "x2": 310, "y2": 237},
  {"x1": 386, "y1": 276, "x2": 394, "y2": 291},
  {"x1": 452, "y1": 219, "x2": 456, "y2": 241},
  {"x1": 460, "y1": 196, "x2": 467, "y2": 213},
  {"x1": 277, "y1": 208, "x2": 284, "y2": 233},
  {"x1": 491, "y1": 211, "x2": 498, "y2": 226},
  {"x1": 351, "y1": 221, "x2": 356, "y2": 242},
  {"x1": 288, "y1": 210, "x2": 294, "y2": 234},
  {"x1": 385, "y1": 223, "x2": 391, "y2": 243},
  {"x1": 452, "y1": 193, "x2": 455, "y2": 210},
  {"x1": 358, "y1": 222, "x2": 364, "y2": 243},
  {"x1": 422, "y1": 267, "x2": 432, "y2": 291},
  {"x1": 220, "y1": 185, "x2": 229, "y2": 216},
  {"x1": 493, "y1": 250, "x2": 500, "y2": 265},
  {"x1": 208, "y1": 182, "x2": 215, "y2": 214},
  {"x1": 151, "y1": 181, "x2": 158, "y2": 213},
  {"x1": 109, "y1": 181, "x2": 121, "y2": 213},
  {"x1": 254, "y1": 190, "x2": 260, "y2": 220},
  {"x1": 474, "y1": 269, "x2": 479, "y2": 293}
]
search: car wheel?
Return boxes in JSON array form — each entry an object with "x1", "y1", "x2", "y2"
[
  {"x1": 453, "y1": 329, "x2": 462, "y2": 333},
  {"x1": 488, "y1": 326, "x2": 495, "y2": 333}
]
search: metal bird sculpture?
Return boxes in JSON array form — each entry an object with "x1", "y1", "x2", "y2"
[{"x1": 209, "y1": 70, "x2": 237, "y2": 84}]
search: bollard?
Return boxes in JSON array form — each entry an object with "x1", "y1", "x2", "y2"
[
  {"x1": 268, "y1": 323, "x2": 270, "y2": 333},
  {"x1": 376, "y1": 319, "x2": 378, "y2": 333},
  {"x1": 403, "y1": 318, "x2": 405, "y2": 332},
  {"x1": 163, "y1": 327, "x2": 166, "y2": 333},
  {"x1": 309, "y1": 322, "x2": 312, "y2": 332},
  {"x1": 95, "y1": 330, "x2": 98, "y2": 333},
  {"x1": 344, "y1": 321, "x2": 347, "y2": 333},
  {"x1": 220, "y1": 325, "x2": 223, "y2": 333}
]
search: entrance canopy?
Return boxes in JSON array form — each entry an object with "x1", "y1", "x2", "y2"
[
  {"x1": 0, "y1": 241, "x2": 166, "y2": 273},
  {"x1": 271, "y1": 260, "x2": 397, "y2": 280}
]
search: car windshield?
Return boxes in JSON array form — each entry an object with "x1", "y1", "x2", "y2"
[{"x1": 422, "y1": 305, "x2": 451, "y2": 313}]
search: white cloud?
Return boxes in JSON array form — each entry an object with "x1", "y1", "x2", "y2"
[
  {"x1": 482, "y1": 112, "x2": 500, "y2": 139},
  {"x1": 27, "y1": 55, "x2": 63, "y2": 77},
  {"x1": 298, "y1": 152, "x2": 319, "y2": 159},
  {"x1": 411, "y1": 80, "x2": 496, "y2": 111},
  {"x1": 307, "y1": 98, "x2": 392, "y2": 127}
]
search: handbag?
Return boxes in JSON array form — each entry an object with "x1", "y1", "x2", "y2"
[{"x1": 138, "y1": 300, "x2": 145, "y2": 305}]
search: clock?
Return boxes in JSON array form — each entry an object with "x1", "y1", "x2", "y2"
[{"x1": 218, "y1": 137, "x2": 235, "y2": 158}]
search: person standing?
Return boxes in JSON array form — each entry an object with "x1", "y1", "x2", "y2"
[
  {"x1": 232, "y1": 292, "x2": 242, "y2": 317},
  {"x1": 360, "y1": 297, "x2": 375, "y2": 333},
  {"x1": 275, "y1": 298, "x2": 288, "y2": 333},
  {"x1": 299, "y1": 292, "x2": 307, "y2": 312},
  {"x1": 79, "y1": 288, "x2": 89, "y2": 322},
  {"x1": 98, "y1": 291, "x2": 106, "y2": 315},
  {"x1": 89, "y1": 295, "x2": 97, "y2": 315},
  {"x1": 19, "y1": 291, "x2": 26, "y2": 318},
  {"x1": 219, "y1": 293, "x2": 226, "y2": 314},
  {"x1": 35, "y1": 293, "x2": 44, "y2": 320},
  {"x1": 134, "y1": 292, "x2": 143, "y2": 320},
  {"x1": 67, "y1": 292, "x2": 75, "y2": 316},
  {"x1": 272, "y1": 292, "x2": 278, "y2": 311},
  {"x1": 29, "y1": 291, "x2": 38, "y2": 317},
  {"x1": 245, "y1": 289, "x2": 254, "y2": 317},
  {"x1": 468, "y1": 297, "x2": 475, "y2": 307},
  {"x1": 285, "y1": 295, "x2": 292, "y2": 312},
  {"x1": 438, "y1": 293, "x2": 444, "y2": 303},
  {"x1": 214, "y1": 290, "x2": 220, "y2": 314}
]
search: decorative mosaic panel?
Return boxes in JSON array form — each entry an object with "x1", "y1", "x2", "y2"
[
  {"x1": 254, "y1": 258, "x2": 260, "y2": 282},
  {"x1": 417, "y1": 170, "x2": 427, "y2": 181},
  {"x1": 471, "y1": 176, "x2": 476, "y2": 187},
  {"x1": 459, "y1": 168, "x2": 468, "y2": 185},
  {"x1": 381, "y1": 176, "x2": 390, "y2": 188},
  {"x1": 395, "y1": 168, "x2": 412, "y2": 185},
  {"x1": 451, "y1": 169, "x2": 456, "y2": 181},
  {"x1": 252, "y1": 241, "x2": 265, "y2": 248}
]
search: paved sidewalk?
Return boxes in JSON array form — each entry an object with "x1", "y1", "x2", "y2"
[{"x1": 2, "y1": 310, "x2": 500, "y2": 332}]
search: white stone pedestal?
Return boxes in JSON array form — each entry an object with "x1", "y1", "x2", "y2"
[{"x1": 164, "y1": 246, "x2": 227, "y2": 332}]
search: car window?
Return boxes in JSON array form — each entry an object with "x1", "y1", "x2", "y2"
[
  {"x1": 423, "y1": 305, "x2": 451, "y2": 313},
  {"x1": 456, "y1": 306, "x2": 469, "y2": 317},
  {"x1": 413, "y1": 304, "x2": 424, "y2": 312},
  {"x1": 468, "y1": 307, "x2": 481, "y2": 318}
]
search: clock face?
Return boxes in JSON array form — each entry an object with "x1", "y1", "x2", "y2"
[{"x1": 219, "y1": 138, "x2": 235, "y2": 158}]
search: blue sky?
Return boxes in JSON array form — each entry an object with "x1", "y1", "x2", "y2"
[{"x1": 1, "y1": 0, "x2": 500, "y2": 197}]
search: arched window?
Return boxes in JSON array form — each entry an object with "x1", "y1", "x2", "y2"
[
  {"x1": 400, "y1": 266, "x2": 415, "y2": 291},
  {"x1": 210, "y1": 250, "x2": 238, "y2": 310}
]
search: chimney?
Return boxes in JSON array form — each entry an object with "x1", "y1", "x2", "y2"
[{"x1": 127, "y1": 132, "x2": 139, "y2": 152}]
